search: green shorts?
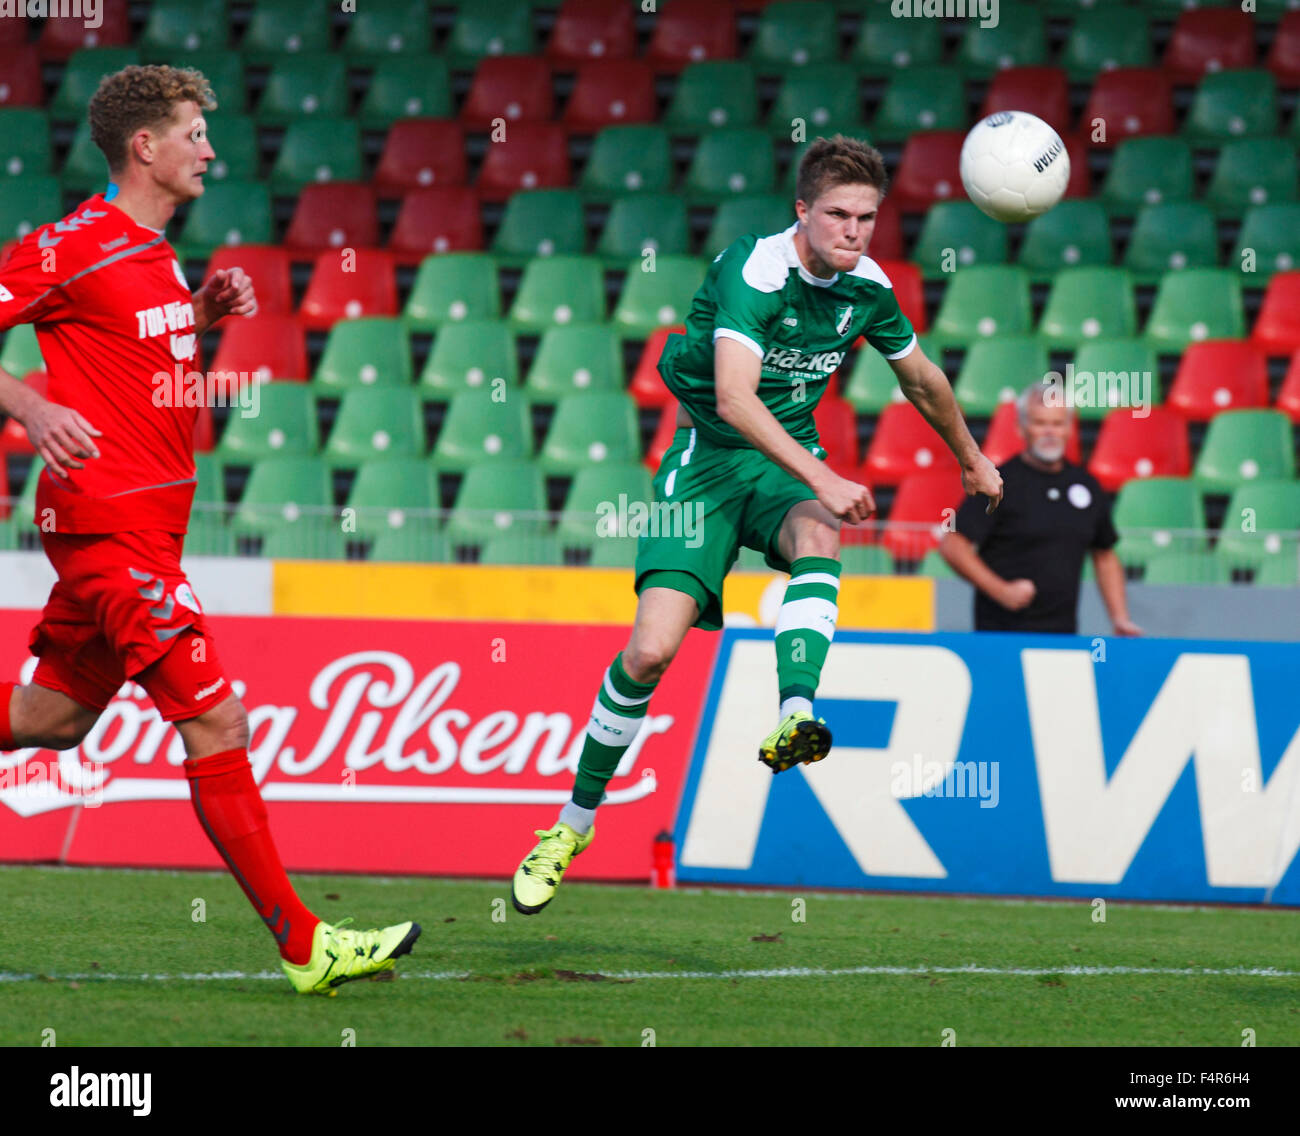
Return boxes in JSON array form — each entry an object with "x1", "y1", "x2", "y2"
[{"x1": 633, "y1": 427, "x2": 825, "y2": 631}]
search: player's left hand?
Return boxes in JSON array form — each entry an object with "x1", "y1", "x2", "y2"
[
  {"x1": 962, "y1": 454, "x2": 1003, "y2": 514},
  {"x1": 196, "y1": 266, "x2": 258, "y2": 324},
  {"x1": 1112, "y1": 616, "x2": 1143, "y2": 637}
]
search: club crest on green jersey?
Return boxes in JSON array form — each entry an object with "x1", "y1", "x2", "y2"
[{"x1": 835, "y1": 305, "x2": 854, "y2": 336}]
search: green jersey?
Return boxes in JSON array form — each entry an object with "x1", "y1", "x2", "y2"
[{"x1": 657, "y1": 223, "x2": 916, "y2": 449}]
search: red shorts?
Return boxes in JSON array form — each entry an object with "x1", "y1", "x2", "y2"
[{"x1": 29, "y1": 529, "x2": 231, "y2": 722}]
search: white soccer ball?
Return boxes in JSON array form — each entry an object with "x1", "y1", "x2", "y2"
[{"x1": 959, "y1": 111, "x2": 1070, "y2": 223}]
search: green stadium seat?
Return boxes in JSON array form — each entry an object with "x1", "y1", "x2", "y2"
[
  {"x1": 216, "y1": 382, "x2": 319, "y2": 461},
  {"x1": 1121, "y1": 202, "x2": 1219, "y2": 284},
  {"x1": 1204, "y1": 138, "x2": 1298, "y2": 218},
  {"x1": 193, "y1": 451, "x2": 224, "y2": 507},
  {"x1": 268, "y1": 119, "x2": 362, "y2": 196},
  {"x1": 843, "y1": 335, "x2": 932, "y2": 414},
  {"x1": 748, "y1": 0, "x2": 837, "y2": 73},
  {"x1": 557, "y1": 462, "x2": 655, "y2": 545},
  {"x1": 1231, "y1": 204, "x2": 1300, "y2": 276},
  {"x1": 169, "y1": 51, "x2": 246, "y2": 115},
  {"x1": 357, "y1": 57, "x2": 453, "y2": 130},
  {"x1": 701, "y1": 195, "x2": 792, "y2": 259},
  {"x1": 953, "y1": 336, "x2": 1049, "y2": 417},
  {"x1": 579, "y1": 125, "x2": 673, "y2": 202},
  {"x1": 0, "y1": 323, "x2": 43, "y2": 377},
  {"x1": 912, "y1": 201, "x2": 1008, "y2": 279},
  {"x1": 51, "y1": 49, "x2": 140, "y2": 121},
  {"x1": 538, "y1": 391, "x2": 641, "y2": 474},
  {"x1": 840, "y1": 545, "x2": 895, "y2": 574},
  {"x1": 1252, "y1": 549, "x2": 1300, "y2": 586},
  {"x1": 508, "y1": 255, "x2": 606, "y2": 330},
  {"x1": 663, "y1": 61, "x2": 759, "y2": 133},
  {"x1": 341, "y1": 0, "x2": 432, "y2": 62},
  {"x1": 1060, "y1": 7, "x2": 1153, "y2": 82},
  {"x1": 1215, "y1": 480, "x2": 1300, "y2": 571},
  {"x1": 59, "y1": 120, "x2": 107, "y2": 195},
  {"x1": 1017, "y1": 199, "x2": 1113, "y2": 282},
  {"x1": 917, "y1": 548, "x2": 957, "y2": 579},
  {"x1": 260, "y1": 518, "x2": 350, "y2": 561},
  {"x1": 444, "y1": 0, "x2": 535, "y2": 71},
  {"x1": 173, "y1": 180, "x2": 273, "y2": 260},
  {"x1": 956, "y1": 1, "x2": 1048, "y2": 76},
  {"x1": 346, "y1": 457, "x2": 439, "y2": 537},
  {"x1": 0, "y1": 108, "x2": 51, "y2": 177},
  {"x1": 203, "y1": 114, "x2": 259, "y2": 183},
  {"x1": 930, "y1": 265, "x2": 1033, "y2": 346},
  {"x1": 1039, "y1": 267, "x2": 1137, "y2": 349},
  {"x1": 765, "y1": 64, "x2": 866, "y2": 140},
  {"x1": 140, "y1": 0, "x2": 228, "y2": 57},
  {"x1": 1182, "y1": 70, "x2": 1278, "y2": 144},
  {"x1": 596, "y1": 194, "x2": 691, "y2": 267},
  {"x1": 0, "y1": 176, "x2": 63, "y2": 241},
  {"x1": 1070, "y1": 338, "x2": 1161, "y2": 421},
  {"x1": 403, "y1": 253, "x2": 501, "y2": 331},
  {"x1": 611, "y1": 255, "x2": 708, "y2": 338},
  {"x1": 446, "y1": 460, "x2": 546, "y2": 546},
  {"x1": 314, "y1": 318, "x2": 413, "y2": 392},
  {"x1": 587, "y1": 536, "x2": 639, "y2": 567},
  {"x1": 1097, "y1": 136, "x2": 1194, "y2": 217},
  {"x1": 851, "y1": 7, "x2": 942, "y2": 77},
  {"x1": 525, "y1": 324, "x2": 624, "y2": 402},
  {"x1": 184, "y1": 514, "x2": 237, "y2": 557},
  {"x1": 257, "y1": 55, "x2": 349, "y2": 126},
  {"x1": 233, "y1": 456, "x2": 333, "y2": 535},
  {"x1": 479, "y1": 531, "x2": 565, "y2": 566},
  {"x1": 490, "y1": 189, "x2": 588, "y2": 268},
  {"x1": 430, "y1": 388, "x2": 533, "y2": 471},
  {"x1": 1143, "y1": 268, "x2": 1245, "y2": 354},
  {"x1": 419, "y1": 319, "x2": 518, "y2": 397},
  {"x1": 324, "y1": 388, "x2": 426, "y2": 467},
  {"x1": 682, "y1": 128, "x2": 776, "y2": 204},
  {"x1": 869, "y1": 66, "x2": 966, "y2": 144},
  {"x1": 241, "y1": 0, "x2": 332, "y2": 66},
  {"x1": 1142, "y1": 550, "x2": 1232, "y2": 585},
  {"x1": 1112, "y1": 476, "x2": 1206, "y2": 563},
  {"x1": 1192, "y1": 409, "x2": 1296, "y2": 491},
  {"x1": 369, "y1": 519, "x2": 449, "y2": 563}
]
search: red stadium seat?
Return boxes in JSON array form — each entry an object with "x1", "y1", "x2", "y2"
[
  {"x1": 475, "y1": 122, "x2": 571, "y2": 202},
  {"x1": 1267, "y1": 12, "x2": 1300, "y2": 88},
  {"x1": 880, "y1": 469, "x2": 966, "y2": 562},
  {"x1": 1061, "y1": 131, "x2": 1092, "y2": 200},
  {"x1": 1087, "y1": 406, "x2": 1190, "y2": 492},
  {"x1": 373, "y1": 120, "x2": 468, "y2": 197},
  {"x1": 1276, "y1": 349, "x2": 1300, "y2": 423},
  {"x1": 813, "y1": 392, "x2": 859, "y2": 478},
  {"x1": 0, "y1": 46, "x2": 44, "y2": 107},
  {"x1": 628, "y1": 326, "x2": 682, "y2": 410},
  {"x1": 1166, "y1": 340, "x2": 1269, "y2": 422},
  {"x1": 0, "y1": 370, "x2": 46, "y2": 454},
  {"x1": 645, "y1": 0, "x2": 737, "y2": 73},
  {"x1": 860, "y1": 401, "x2": 959, "y2": 487},
  {"x1": 562, "y1": 60, "x2": 656, "y2": 133},
  {"x1": 868, "y1": 192, "x2": 903, "y2": 261},
  {"x1": 1251, "y1": 271, "x2": 1300, "y2": 356},
  {"x1": 981, "y1": 400, "x2": 1082, "y2": 467},
  {"x1": 38, "y1": 0, "x2": 129, "y2": 59},
  {"x1": 980, "y1": 67, "x2": 1071, "y2": 134},
  {"x1": 871, "y1": 259, "x2": 927, "y2": 334},
  {"x1": 1082, "y1": 68, "x2": 1175, "y2": 147},
  {"x1": 1163, "y1": 8, "x2": 1256, "y2": 86},
  {"x1": 388, "y1": 186, "x2": 484, "y2": 265},
  {"x1": 547, "y1": 0, "x2": 637, "y2": 65},
  {"x1": 210, "y1": 315, "x2": 308, "y2": 382},
  {"x1": 205, "y1": 246, "x2": 294, "y2": 317},
  {"x1": 0, "y1": 13, "x2": 27, "y2": 48},
  {"x1": 646, "y1": 400, "x2": 680, "y2": 471},
  {"x1": 460, "y1": 57, "x2": 554, "y2": 131},
  {"x1": 283, "y1": 183, "x2": 379, "y2": 258},
  {"x1": 298, "y1": 249, "x2": 398, "y2": 331},
  {"x1": 890, "y1": 131, "x2": 965, "y2": 213}
]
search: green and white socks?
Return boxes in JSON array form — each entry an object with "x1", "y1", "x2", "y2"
[{"x1": 775, "y1": 555, "x2": 841, "y2": 717}]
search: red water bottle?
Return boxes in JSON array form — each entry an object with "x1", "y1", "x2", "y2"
[{"x1": 651, "y1": 829, "x2": 674, "y2": 889}]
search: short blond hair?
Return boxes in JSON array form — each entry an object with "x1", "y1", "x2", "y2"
[{"x1": 89, "y1": 64, "x2": 217, "y2": 175}]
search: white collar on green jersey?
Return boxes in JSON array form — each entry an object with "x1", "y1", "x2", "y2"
[{"x1": 742, "y1": 223, "x2": 894, "y2": 293}]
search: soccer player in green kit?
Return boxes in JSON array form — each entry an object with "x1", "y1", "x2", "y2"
[{"x1": 512, "y1": 135, "x2": 1004, "y2": 914}]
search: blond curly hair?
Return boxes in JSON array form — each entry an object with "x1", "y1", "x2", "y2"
[{"x1": 89, "y1": 64, "x2": 217, "y2": 175}]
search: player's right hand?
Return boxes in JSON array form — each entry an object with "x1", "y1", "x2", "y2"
[
  {"x1": 25, "y1": 399, "x2": 102, "y2": 478},
  {"x1": 999, "y1": 578, "x2": 1036, "y2": 611},
  {"x1": 817, "y1": 473, "x2": 876, "y2": 526}
]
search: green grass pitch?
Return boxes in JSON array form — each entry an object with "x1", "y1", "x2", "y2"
[{"x1": 3, "y1": 865, "x2": 1298, "y2": 1047}]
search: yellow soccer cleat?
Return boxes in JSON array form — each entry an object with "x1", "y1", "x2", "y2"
[
  {"x1": 758, "y1": 710, "x2": 832, "y2": 774},
  {"x1": 281, "y1": 917, "x2": 422, "y2": 996},
  {"x1": 511, "y1": 822, "x2": 594, "y2": 915}
]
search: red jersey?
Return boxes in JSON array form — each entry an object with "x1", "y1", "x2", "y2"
[{"x1": 0, "y1": 193, "x2": 199, "y2": 533}]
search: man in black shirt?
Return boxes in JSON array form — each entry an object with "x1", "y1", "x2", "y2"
[{"x1": 941, "y1": 381, "x2": 1142, "y2": 635}]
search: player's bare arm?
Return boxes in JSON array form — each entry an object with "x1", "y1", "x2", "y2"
[
  {"x1": 890, "y1": 344, "x2": 1004, "y2": 513},
  {"x1": 0, "y1": 365, "x2": 101, "y2": 478},
  {"x1": 714, "y1": 337, "x2": 874, "y2": 525},
  {"x1": 192, "y1": 266, "x2": 257, "y2": 336}
]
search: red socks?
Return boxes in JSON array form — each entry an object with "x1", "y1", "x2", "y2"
[
  {"x1": 183, "y1": 748, "x2": 319, "y2": 966},
  {"x1": 0, "y1": 681, "x2": 16, "y2": 751}
]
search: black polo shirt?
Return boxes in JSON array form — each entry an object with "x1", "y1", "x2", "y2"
[{"x1": 954, "y1": 455, "x2": 1119, "y2": 633}]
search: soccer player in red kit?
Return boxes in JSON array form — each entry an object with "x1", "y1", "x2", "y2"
[{"x1": 0, "y1": 66, "x2": 420, "y2": 994}]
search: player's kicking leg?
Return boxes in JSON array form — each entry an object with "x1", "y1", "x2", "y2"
[
  {"x1": 510, "y1": 585, "x2": 700, "y2": 915},
  {"x1": 757, "y1": 499, "x2": 842, "y2": 774}
]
